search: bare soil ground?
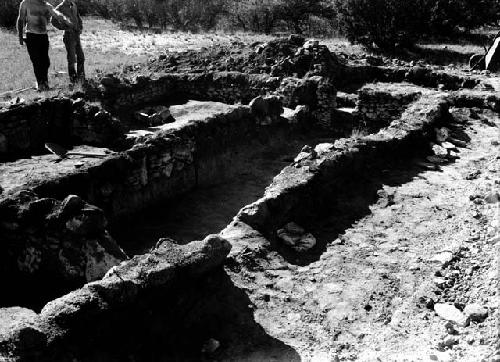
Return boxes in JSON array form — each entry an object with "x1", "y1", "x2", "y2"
[{"x1": 219, "y1": 108, "x2": 499, "y2": 361}]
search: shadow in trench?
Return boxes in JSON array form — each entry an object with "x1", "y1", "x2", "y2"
[{"x1": 48, "y1": 268, "x2": 301, "y2": 362}]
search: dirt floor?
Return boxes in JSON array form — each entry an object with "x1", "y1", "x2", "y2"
[{"x1": 218, "y1": 108, "x2": 499, "y2": 361}]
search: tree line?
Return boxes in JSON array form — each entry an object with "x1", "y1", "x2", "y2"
[{"x1": 1, "y1": 0, "x2": 499, "y2": 49}]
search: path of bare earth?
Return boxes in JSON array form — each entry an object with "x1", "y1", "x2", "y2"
[{"x1": 222, "y1": 105, "x2": 499, "y2": 361}]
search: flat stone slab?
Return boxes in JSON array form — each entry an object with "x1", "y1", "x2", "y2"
[{"x1": 126, "y1": 101, "x2": 242, "y2": 140}]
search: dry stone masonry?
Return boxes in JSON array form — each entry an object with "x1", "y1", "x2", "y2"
[{"x1": 0, "y1": 35, "x2": 499, "y2": 361}]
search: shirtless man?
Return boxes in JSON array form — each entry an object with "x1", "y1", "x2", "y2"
[{"x1": 17, "y1": 0, "x2": 68, "y2": 91}]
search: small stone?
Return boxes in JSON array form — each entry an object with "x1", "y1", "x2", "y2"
[
  {"x1": 427, "y1": 155, "x2": 447, "y2": 164},
  {"x1": 201, "y1": 338, "x2": 220, "y2": 354},
  {"x1": 463, "y1": 303, "x2": 488, "y2": 322},
  {"x1": 432, "y1": 144, "x2": 448, "y2": 157},
  {"x1": 430, "y1": 252, "x2": 454, "y2": 268},
  {"x1": 444, "y1": 321, "x2": 459, "y2": 335},
  {"x1": 435, "y1": 127, "x2": 450, "y2": 142},
  {"x1": 438, "y1": 336, "x2": 459, "y2": 350},
  {"x1": 284, "y1": 222, "x2": 305, "y2": 234},
  {"x1": 434, "y1": 303, "x2": 469, "y2": 327},
  {"x1": 434, "y1": 277, "x2": 447, "y2": 288},
  {"x1": 484, "y1": 192, "x2": 500, "y2": 204}
]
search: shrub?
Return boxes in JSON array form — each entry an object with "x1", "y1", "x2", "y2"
[
  {"x1": 0, "y1": 0, "x2": 20, "y2": 28},
  {"x1": 333, "y1": 0, "x2": 427, "y2": 49},
  {"x1": 333, "y1": 0, "x2": 500, "y2": 49},
  {"x1": 426, "y1": 0, "x2": 500, "y2": 34}
]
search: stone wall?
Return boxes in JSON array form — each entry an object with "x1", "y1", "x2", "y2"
[
  {"x1": 99, "y1": 72, "x2": 280, "y2": 110},
  {"x1": 237, "y1": 93, "x2": 450, "y2": 236},
  {"x1": 0, "y1": 235, "x2": 231, "y2": 361},
  {"x1": 338, "y1": 65, "x2": 486, "y2": 92},
  {"x1": 450, "y1": 90, "x2": 500, "y2": 112},
  {"x1": 28, "y1": 101, "x2": 293, "y2": 220},
  {"x1": 97, "y1": 71, "x2": 339, "y2": 131},
  {"x1": 0, "y1": 98, "x2": 124, "y2": 160},
  {"x1": 0, "y1": 191, "x2": 127, "y2": 310},
  {"x1": 355, "y1": 83, "x2": 424, "y2": 131}
]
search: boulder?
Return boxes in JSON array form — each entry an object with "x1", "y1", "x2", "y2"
[{"x1": 0, "y1": 307, "x2": 46, "y2": 360}]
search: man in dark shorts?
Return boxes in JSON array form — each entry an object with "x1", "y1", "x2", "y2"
[
  {"x1": 17, "y1": 0, "x2": 68, "y2": 91},
  {"x1": 54, "y1": 0, "x2": 85, "y2": 83}
]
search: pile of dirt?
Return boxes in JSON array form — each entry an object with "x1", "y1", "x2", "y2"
[{"x1": 141, "y1": 35, "x2": 345, "y2": 79}]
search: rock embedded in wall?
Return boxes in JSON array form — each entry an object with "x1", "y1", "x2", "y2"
[{"x1": 0, "y1": 192, "x2": 127, "y2": 292}]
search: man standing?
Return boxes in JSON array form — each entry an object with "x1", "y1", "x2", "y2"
[
  {"x1": 54, "y1": 0, "x2": 85, "y2": 83},
  {"x1": 17, "y1": 0, "x2": 68, "y2": 91}
]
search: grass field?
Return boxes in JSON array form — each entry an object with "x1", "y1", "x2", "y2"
[
  {"x1": 0, "y1": 17, "x2": 495, "y2": 102},
  {"x1": 0, "y1": 17, "x2": 273, "y2": 100}
]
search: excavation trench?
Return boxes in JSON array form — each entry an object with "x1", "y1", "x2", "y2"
[{"x1": 110, "y1": 131, "x2": 332, "y2": 255}]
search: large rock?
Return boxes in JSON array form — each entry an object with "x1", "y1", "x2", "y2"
[{"x1": 0, "y1": 307, "x2": 46, "y2": 360}]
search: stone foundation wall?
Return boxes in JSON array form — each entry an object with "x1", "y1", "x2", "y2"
[
  {"x1": 237, "y1": 93, "x2": 450, "y2": 235},
  {"x1": 99, "y1": 72, "x2": 280, "y2": 110},
  {"x1": 0, "y1": 191, "x2": 127, "y2": 310},
  {"x1": 0, "y1": 98, "x2": 124, "y2": 159},
  {"x1": 0, "y1": 235, "x2": 231, "y2": 362},
  {"x1": 450, "y1": 90, "x2": 500, "y2": 112},
  {"x1": 355, "y1": 83, "x2": 424, "y2": 130},
  {"x1": 30, "y1": 102, "x2": 288, "y2": 220},
  {"x1": 97, "y1": 71, "x2": 338, "y2": 131},
  {"x1": 338, "y1": 65, "x2": 486, "y2": 91}
]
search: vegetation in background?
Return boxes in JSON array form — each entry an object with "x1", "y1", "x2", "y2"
[{"x1": 1, "y1": 0, "x2": 499, "y2": 49}]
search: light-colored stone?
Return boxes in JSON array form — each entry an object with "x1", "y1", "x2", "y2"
[
  {"x1": 430, "y1": 251, "x2": 454, "y2": 268},
  {"x1": 463, "y1": 303, "x2": 488, "y2": 322},
  {"x1": 434, "y1": 303, "x2": 469, "y2": 327}
]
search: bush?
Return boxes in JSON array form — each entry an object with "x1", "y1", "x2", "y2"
[
  {"x1": 333, "y1": 0, "x2": 500, "y2": 49},
  {"x1": 426, "y1": 0, "x2": 500, "y2": 34},
  {"x1": 333, "y1": 0, "x2": 427, "y2": 49},
  {"x1": 0, "y1": 0, "x2": 20, "y2": 28}
]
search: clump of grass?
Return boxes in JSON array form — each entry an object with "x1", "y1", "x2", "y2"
[{"x1": 351, "y1": 127, "x2": 368, "y2": 139}]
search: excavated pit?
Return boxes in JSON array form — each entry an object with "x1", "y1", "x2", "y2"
[
  {"x1": 111, "y1": 130, "x2": 332, "y2": 254},
  {"x1": 1, "y1": 38, "x2": 499, "y2": 360}
]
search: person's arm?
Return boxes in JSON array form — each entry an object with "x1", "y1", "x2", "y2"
[
  {"x1": 77, "y1": 7, "x2": 83, "y2": 33},
  {"x1": 44, "y1": 1, "x2": 72, "y2": 28},
  {"x1": 17, "y1": 1, "x2": 26, "y2": 45}
]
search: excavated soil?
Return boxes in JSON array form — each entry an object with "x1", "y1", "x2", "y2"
[{"x1": 203, "y1": 109, "x2": 499, "y2": 361}]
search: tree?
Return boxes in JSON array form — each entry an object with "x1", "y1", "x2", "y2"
[
  {"x1": 275, "y1": 0, "x2": 333, "y2": 34},
  {"x1": 333, "y1": 0, "x2": 427, "y2": 49}
]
